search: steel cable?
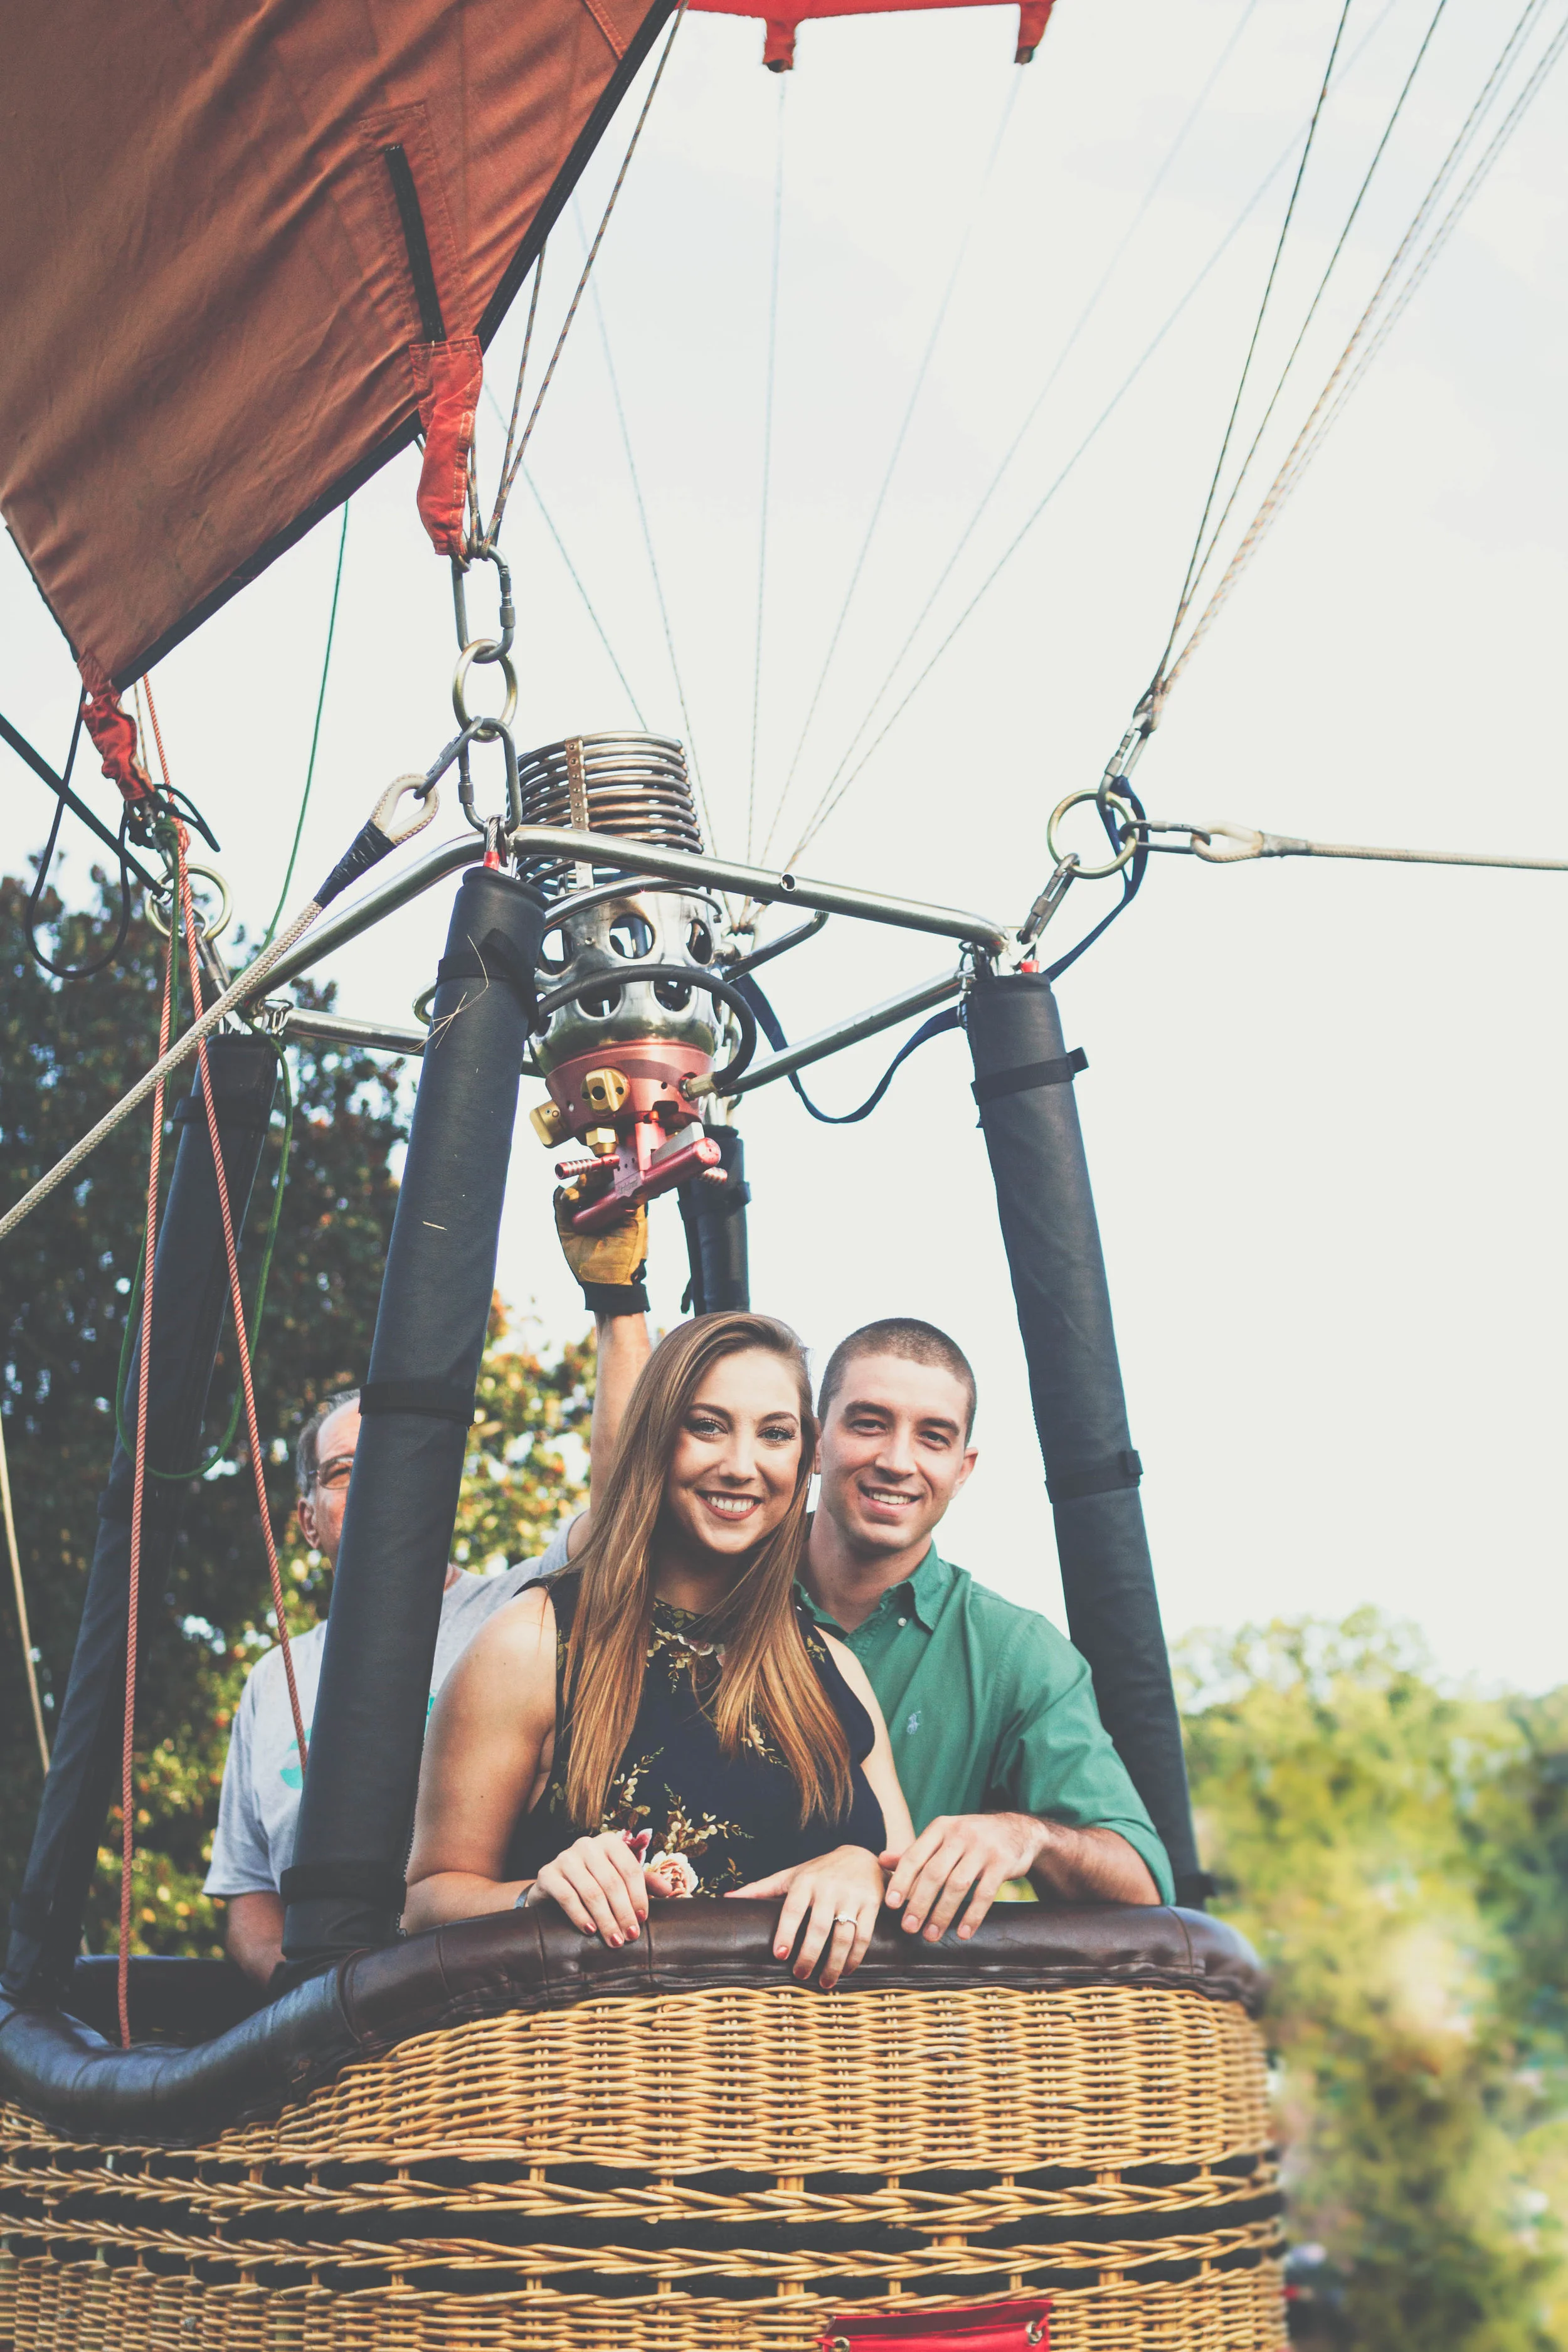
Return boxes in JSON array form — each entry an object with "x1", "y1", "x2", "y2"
[
  {"x1": 759, "y1": 70, "x2": 1025, "y2": 868},
  {"x1": 1170, "y1": 0, "x2": 1454, "y2": 657},
  {"x1": 787, "y1": 0, "x2": 1399, "y2": 863},
  {"x1": 1163, "y1": 0, "x2": 1567, "y2": 697},
  {"x1": 748, "y1": 77, "x2": 787, "y2": 867}
]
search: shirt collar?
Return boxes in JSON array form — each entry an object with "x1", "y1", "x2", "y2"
[{"x1": 797, "y1": 1542, "x2": 953, "y2": 1634}]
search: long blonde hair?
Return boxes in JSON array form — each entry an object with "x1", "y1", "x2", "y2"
[{"x1": 561, "y1": 1313, "x2": 851, "y2": 1830}]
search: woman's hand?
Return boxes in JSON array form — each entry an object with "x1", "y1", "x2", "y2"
[
  {"x1": 525, "y1": 1830, "x2": 686, "y2": 1945},
  {"x1": 729, "y1": 1845, "x2": 887, "y2": 1988}
]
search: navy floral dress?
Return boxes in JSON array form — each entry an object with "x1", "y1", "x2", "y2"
[{"x1": 505, "y1": 1568, "x2": 886, "y2": 1892}]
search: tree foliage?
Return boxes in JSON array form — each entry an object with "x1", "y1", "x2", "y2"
[
  {"x1": 0, "y1": 869, "x2": 588, "y2": 1961},
  {"x1": 1181, "y1": 1612, "x2": 1568, "y2": 2349}
]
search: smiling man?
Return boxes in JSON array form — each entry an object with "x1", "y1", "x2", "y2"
[
  {"x1": 795, "y1": 1319, "x2": 1171, "y2": 1940},
  {"x1": 573, "y1": 1286, "x2": 1173, "y2": 1940}
]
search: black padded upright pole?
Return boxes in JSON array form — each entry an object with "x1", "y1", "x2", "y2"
[
  {"x1": 3, "y1": 1038, "x2": 278, "y2": 2003},
  {"x1": 282, "y1": 867, "x2": 545, "y2": 1966},
  {"x1": 965, "y1": 972, "x2": 1202, "y2": 1904},
  {"x1": 677, "y1": 1128, "x2": 750, "y2": 1314}
]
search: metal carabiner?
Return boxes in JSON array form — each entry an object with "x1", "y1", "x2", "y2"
[{"x1": 451, "y1": 546, "x2": 516, "y2": 666}]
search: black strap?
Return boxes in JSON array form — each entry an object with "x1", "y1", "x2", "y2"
[
  {"x1": 735, "y1": 974, "x2": 961, "y2": 1125},
  {"x1": 280, "y1": 1859, "x2": 406, "y2": 1906},
  {"x1": 582, "y1": 1280, "x2": 651, "y2": 1317},
  {"x1": 1047, "y1": 1448, "x2": 1143, "y2": 1503},
  {"x1": 9, "y1": 1894, "x2": 53, "y2": 1939},
  {"x1": 359, "y1": 1379, "x2": 475, "y2": 1424},
  {"x1": 430, "y1": 924, "x2": 538, "y2": 1019},
  {"x1": 169, "y1": 1093, "x2": 272, "y2": 1132},
  {"x1": 972, "y1": 1046, "x2": 1088, "y2": 1106}
]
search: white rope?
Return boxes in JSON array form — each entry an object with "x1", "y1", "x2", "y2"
[
  {"x1": 759, "y1": 69, "x2": 1024, "y2": 868},
  {"x1": 747, "y1": 77, "x2": 787, "y2": 867},
  {"x1": 1162, "y1": 0, "x2": 1568, "y2": 698},
  {"x1": 487, "y1": 1, "x2": 690, "y2": 534},
  {"x1": 0, "y1": 902, "x2": 319, "y2": 1247},
  {"x1": 784, "y1": 0, "x2": 1394, "y2": 864},
  {"x1": 578, "y1": 203, "x2": 719, "y2": 865}
]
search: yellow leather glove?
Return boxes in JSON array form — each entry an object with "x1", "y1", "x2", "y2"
[{"x1": 554, "y1": 1189, "x2": 649, "y2": 1314}]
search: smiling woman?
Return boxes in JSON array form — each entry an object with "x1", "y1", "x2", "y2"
[{"x1": 403, "y1": 1312, "x2": 913, "y2": 1987}]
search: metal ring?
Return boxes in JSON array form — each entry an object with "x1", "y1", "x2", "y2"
[
  {"x1": 145, "y1": 863, "x2": 233, "y2": 943},
  {"x1": 1046, "y1": 788, "x2": 1140, "y2": 881},
  {"x1": 832, "y1": 1914, "x2": 858, "y2": 1929},
  {"x1": 452, "y1": 642, "x2": 518, "y2": 733}
]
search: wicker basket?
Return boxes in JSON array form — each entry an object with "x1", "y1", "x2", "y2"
[{"x1": 0, "y1": 1909, "x2": 1284, "y2": 2352}]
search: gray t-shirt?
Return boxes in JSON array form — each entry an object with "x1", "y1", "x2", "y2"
[{"x1": 204, "y1": 1523, "x2": 576, "y2": 1899}]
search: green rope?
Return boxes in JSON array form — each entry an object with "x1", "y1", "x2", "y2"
[
  {"x1": 262, "y1": 502, "x2": 349, "y2": 948},
  {"x1": 115, "y1": 1039, "x2": 294, "y2": 1480}
]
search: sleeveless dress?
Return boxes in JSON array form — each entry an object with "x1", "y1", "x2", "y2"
[{"x1": 505, "y1": 1568, "x2": 886, "y2": 1892}]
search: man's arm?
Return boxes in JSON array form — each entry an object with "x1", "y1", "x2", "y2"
[
  {"x1": 225, "y1": 1890, "x2": 287, "y2": 1985},
  {"x1": 882, "y1": 1809, "x2": 1157, "y2": 1942},
  {"x1": 566, "y1": 1307, "x2": 651, "y2": 1557}
]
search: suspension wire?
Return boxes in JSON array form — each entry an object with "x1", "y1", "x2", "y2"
[
  {"x1": 1155, "y1": 0, "x2": 1353, "y2": 681},
  {"x1": 576, "y1": 204, "x2": 719, "y2": 862},
  {"x1": 24, "y1": 699, "x2": 137, "y2": 984},
  {"x1": 1163, "y1": 0, "x2": 1567, "y2": 698},
  {"x1": 747, "y1": 76, "x2": 787, "y2": 867},
  {"x1": 477, "y1": 371, "x2": 650, "y2": 722},
  {"x1": 486, "y1": 0, "x2": 690, "y2": 543},
  {"x1": 759, "y1": 71, "x2": 1024, "y2": 869},
  {"x1": 788, "y1": 0, "x2": 1396, "y2": 864},
  {"x1": 1175, "y1": 0, "x2": 1454, "y2": 654},
  {"x1": 0, "y1": 1404, "x2": 50, "y2": 1775},
  {"x1": 483, "y1": 251, "x2": 548, "y2": 551},
  {"x1": 262, "y1": 502, "x2": 350, "y2": 949}
]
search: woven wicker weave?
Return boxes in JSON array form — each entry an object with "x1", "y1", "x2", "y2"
[{"x1": 0, "y1": 1978, "x2": 1284, "y2": 2352}]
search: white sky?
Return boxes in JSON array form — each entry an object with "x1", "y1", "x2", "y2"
[{"x1": 5, "y1": 0, "x2": 1565, "y2": 1690}]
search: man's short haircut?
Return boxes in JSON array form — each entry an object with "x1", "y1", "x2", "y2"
[
  {"x1": 817, "y1": 1319, "x2": 977, "y2": 1441},
  {"x1": 295, "y1": 1387, "x2": 361, "y2": 1498}
]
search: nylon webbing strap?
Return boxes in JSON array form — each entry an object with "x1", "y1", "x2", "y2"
[
  {"x1": 279, "y1": 1859, "x2": 406, "y2": 1906},
  {"x1": 169, "y1": 1093, "x2": 271, "y2": 1131},
  {"x1": 972, "y1": 1046, "x2": 1088, "y2": 1106},
  {"x1": 1047, "y1": 1448, "x2": 1143, "y2": 1504},
  {"x1": 433, "y1": 924, "x2": 539, "y2": 1019},
  {"x1": 359, "y1": 1380, "x2": 475, "y2": 1424}
]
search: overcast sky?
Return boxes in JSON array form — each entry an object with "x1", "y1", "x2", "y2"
[{"x1": 5, "y1": 0, "x2": 1565, "y2": 1689}]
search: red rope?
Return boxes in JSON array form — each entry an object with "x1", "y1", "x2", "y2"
[
  {"x1": 119, "y1": 838, "x2": 179, "y2": 2049},
  {"x1": 115, "y1": 688, "x2": 307, "y2": 2047},
  {"x1": 176, "y1": 847, "x2": 309, "y2": 1773}
]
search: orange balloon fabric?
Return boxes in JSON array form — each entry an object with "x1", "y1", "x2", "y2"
[
  {"x1": 689, "y1": 0, "x2": 1057, "y2": 72},
  {"x1": 0, "y1": 0, "x2": 669, "y2": 688}
]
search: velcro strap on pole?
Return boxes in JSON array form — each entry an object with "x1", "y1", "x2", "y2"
[
  {"x1": 359, "y1": 1380, "x2": 475, "y2": 1424},
  {"x1": 433, "y1": 926, "x2": 539, "y2": 1020},
  {"x1": 972, "y1": 1046, "x2": 1088, "y2": 1106},
  {"x1": 279, "y1": 1859, "x2": 406, "y2": 1907},
  {"x1": 1047, "y1": 1448, "x2": 1143, "y2": 1503}
]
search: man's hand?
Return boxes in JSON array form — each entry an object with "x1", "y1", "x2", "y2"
[
  {"x1": 884, "y1": 1811, "x2": 1161, "y2": 1939},
  {"x1": 554, "y1": 1189, "x2": 647, "y2": 1298},
  {"x1": 882, "y1": 1813, "x2": 1041, "y2": 1942}
]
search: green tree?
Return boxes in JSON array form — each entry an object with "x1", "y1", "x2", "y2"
[
  {"x1": 1180, "y1": 1613, "x2": 1568, "y2": 2349},
  {"x1": 1, "y1": 867, "x2": 588, "y2": 1961}
]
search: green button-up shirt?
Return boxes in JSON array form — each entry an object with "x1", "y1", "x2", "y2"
[{"x1": 799, "y1": 1544, "x2": 1173, "y2": 1904}]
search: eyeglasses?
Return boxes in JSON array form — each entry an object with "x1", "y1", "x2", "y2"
[{"x1": 314, "y1": 1458, "x2": 355, "y2": 1492}]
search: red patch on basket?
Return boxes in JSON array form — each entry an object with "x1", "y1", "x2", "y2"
[{"x1": 819, "y1": 2301, "x2": 1049, "y2": 2352}]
